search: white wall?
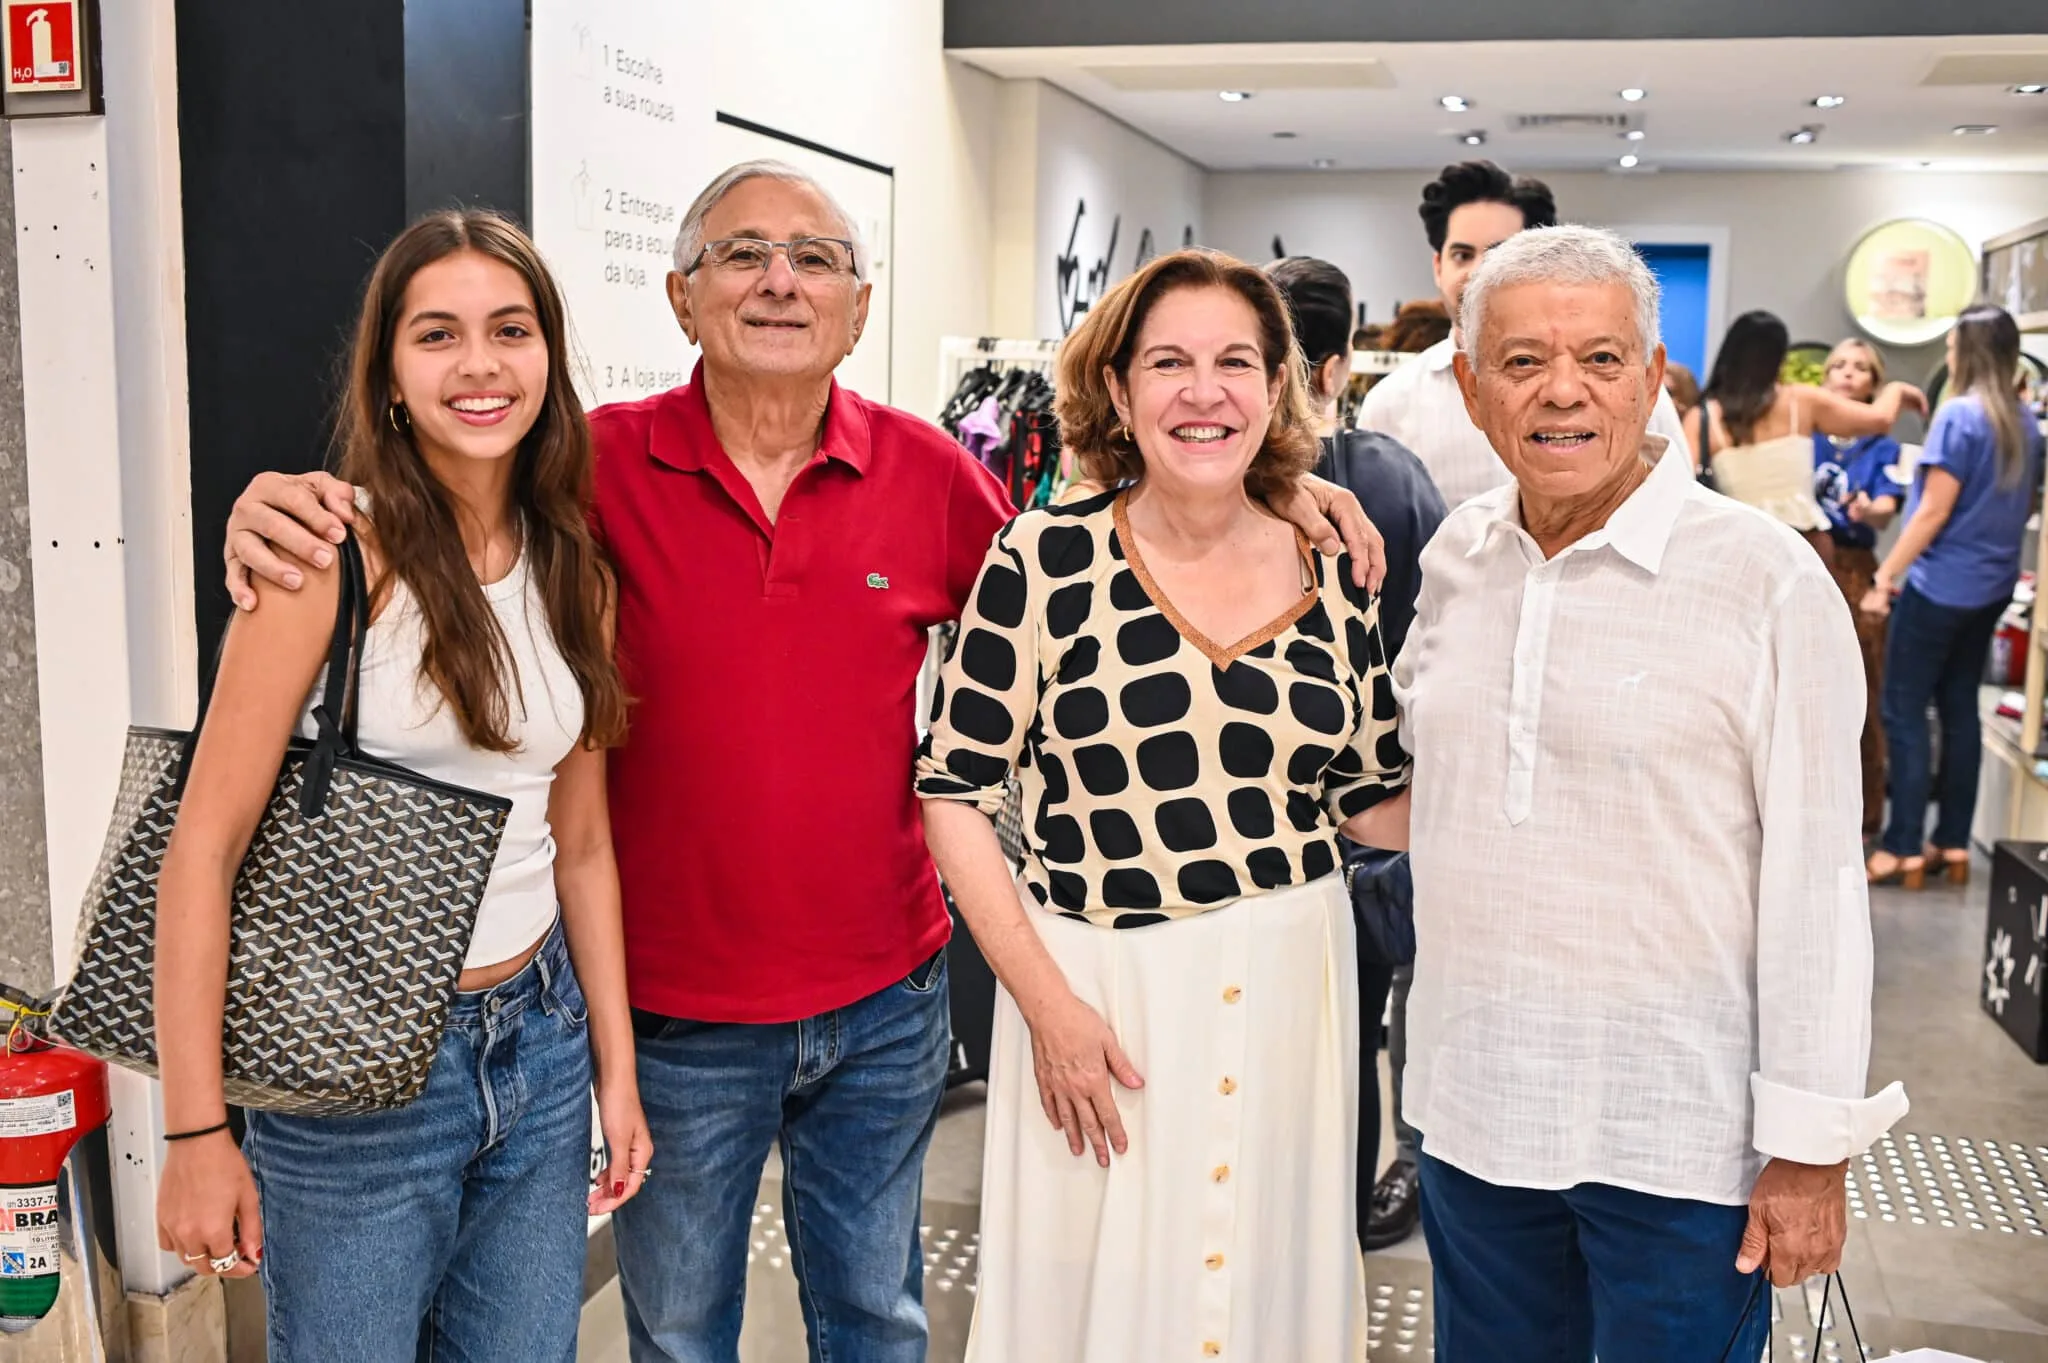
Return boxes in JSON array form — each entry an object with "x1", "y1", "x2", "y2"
[
  {"x1": 1204, "y1": 167, "x2": 2048, "y2": 383},
  {"x1": 700, "y1": 4, "x2": 1000, "y2": 422},
  {"x1": 1015, "y1": 81, "x2": 1207, "y2": 342}
]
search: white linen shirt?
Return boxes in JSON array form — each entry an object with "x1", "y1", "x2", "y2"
[
  {"x1": 1393, "y1": 436, "x2": 1909, "y2": 1206},
  {"x1": 1360, "y1": 337, "x2": 1693, "y2": 511}
]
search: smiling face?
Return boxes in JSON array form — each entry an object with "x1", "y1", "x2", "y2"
[
  {"x1": 1454, "y1": 278, "x2": 1665, "y2": 505},
  {"x1": 1106, "y1": 284, "x2": 1284, "y2": 498},
  {"x1": 1824, "y1": 341, "x2": 1880, "y2": 402},
  {"x1": 669, "y1": 176, "x2": 871, "y2": 384},
  {"x1": 1433, "y1": 200, "x2": 1530, "y2": 326},
  {"x1": 389, "y1": 249, "x2": 547, "y2": 471}
]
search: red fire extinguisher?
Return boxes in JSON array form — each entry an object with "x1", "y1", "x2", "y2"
[{"x1": 0, "y1": 1020, "x2": 110, "y2": 1332}]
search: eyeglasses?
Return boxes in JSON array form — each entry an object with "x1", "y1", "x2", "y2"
[{"x1": 686, "y1": 236, "x2": 858, "y2": 279}]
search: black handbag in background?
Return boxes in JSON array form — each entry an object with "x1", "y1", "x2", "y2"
[{"x1": 45, "y1": 535, "x2": 512, "y2": 1116}]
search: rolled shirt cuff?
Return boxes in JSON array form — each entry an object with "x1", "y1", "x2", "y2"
[{"x1": 1752, "y1": 1074, "x2": 1911, "y2": 1166}]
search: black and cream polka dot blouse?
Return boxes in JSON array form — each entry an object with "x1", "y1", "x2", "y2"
[{"x1": 916, "y1": 488, "x2": 1411, "y2": 927}]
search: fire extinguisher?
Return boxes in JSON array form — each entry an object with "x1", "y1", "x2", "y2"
[{"x1": 0, "y1": 1013, "x2": 110, "y2": 1333}]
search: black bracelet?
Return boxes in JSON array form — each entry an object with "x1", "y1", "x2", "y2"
[{"x1": 164, "y1": 1120, "x2": 230, "y2": 1142}]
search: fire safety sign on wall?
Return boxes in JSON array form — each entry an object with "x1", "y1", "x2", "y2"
[{"x1": 4, "y1": 1, "x2": 83, "y2": 94}]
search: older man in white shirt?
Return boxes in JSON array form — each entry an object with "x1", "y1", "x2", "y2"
[
  {"x1": 1390, "y1": 225, "x2": 1908, "y2": 1361},
  {"x1": 1356, "y1": 163, "x2": 1698, "y2": 1255}
]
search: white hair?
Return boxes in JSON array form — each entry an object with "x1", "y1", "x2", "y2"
[
  {"x1": 671, "y1": 159, "x2": 868, "y2": 280},
  {"x1": 1459, "y1": 224, "x2": 1661, "y2": 364}
]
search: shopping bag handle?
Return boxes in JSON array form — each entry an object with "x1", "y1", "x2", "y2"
[{"x1": 1718, "y1": 1270, "x2": 1866, "y2": 1363}]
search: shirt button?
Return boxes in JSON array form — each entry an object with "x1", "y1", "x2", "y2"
[
  {"x1": 1205, "y1": 1253, "x2": 1225, "y2": 1271},
  {"x1": 1203, "y1": 1342, "x2": 1222, "y2": 1357},
  {"x1": 1218, "y1": 1077, "x2": 1237, "y2": 1096},
  {"x1": 1212, "y1": 1165, "x2": 1231, "y2": 1184},
  {"x1": 1222, "y1": 986, "x2": 1242, "y2": 1004}
]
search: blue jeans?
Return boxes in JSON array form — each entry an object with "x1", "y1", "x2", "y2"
[
  {"x1": 1880, "y1": 582, "x2": 2008, "y2": 857},
  {"x1": 614, "y1": 951, "x2": 951, "y2": 1363},
  {"x1": 245, "y1": 919, "x2": 594, "y2": 1363},
  {"x1": 1418, "y1": 1148, "x2": 1769, "y2": 1362}
]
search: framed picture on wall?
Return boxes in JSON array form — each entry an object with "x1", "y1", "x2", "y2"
[{"x1": 1844, "y1": 218, "x2": 1978, "y2": 347}]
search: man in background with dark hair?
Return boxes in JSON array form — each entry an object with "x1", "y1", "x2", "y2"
[{"x1": 1354, "y1": 161, "x2": 1690, "y2": 1252}]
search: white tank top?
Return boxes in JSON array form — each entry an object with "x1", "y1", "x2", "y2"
[{"x1": 298, "y1": 539, "x2": 585, "y2": 969}]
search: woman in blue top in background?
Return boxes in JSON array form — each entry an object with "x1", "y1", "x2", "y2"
[
  {"x1": 1814, "y1": 338, "x2": 1907, "y2": 839},
  {"x1": 1864, "y1": 306, "x2": 2045, "y2": 887}
]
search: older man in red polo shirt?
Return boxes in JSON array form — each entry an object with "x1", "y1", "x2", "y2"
[{"x1": 223, "y1": 163, "x2": 1381, "y2": 1363}]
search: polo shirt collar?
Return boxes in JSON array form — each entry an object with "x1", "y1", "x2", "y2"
[
  {"x1": 1465, "y1": 434, "x2": 1690, "y2": 575},
  {"x1": 649, "y1": 360, "x2": 873, "y2": 476}
]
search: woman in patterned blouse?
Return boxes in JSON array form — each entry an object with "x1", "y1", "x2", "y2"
[{"x1": 916, "y1": 249, "x2": 1412, "y2": 1362}]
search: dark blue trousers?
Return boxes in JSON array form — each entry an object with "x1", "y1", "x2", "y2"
[{"x1": 1418, "y1": 1149, "x2": 1770, "y2": 1362}]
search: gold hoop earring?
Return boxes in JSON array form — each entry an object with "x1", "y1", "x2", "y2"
[
  {"x1": 1115, "y1": 423, "x2": 1132, "y2": 446},
  {"x1": 388, "y1": 403, "x2": 410, "y2": 434}
]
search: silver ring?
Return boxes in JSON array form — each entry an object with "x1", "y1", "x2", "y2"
[
  {"x1": 208, "y1": 1252, "x2": 240, "y2": 1273},
  {"x1": 181, "y1": 1252, "x2": 206, "y2": 1263}
]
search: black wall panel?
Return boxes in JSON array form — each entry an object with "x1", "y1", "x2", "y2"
[{"x1": 176, "y1": 0, "x2": 528, "y2": 667}]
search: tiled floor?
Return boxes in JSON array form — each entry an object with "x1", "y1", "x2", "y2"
[{"x1": 578, "y1": 863, "x2": 2048, "y2": 1362}]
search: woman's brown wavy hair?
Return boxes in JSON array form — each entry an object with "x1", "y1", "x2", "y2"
[
  {"x1": 1055, "y1": 249, "x2": 1320, "y2": 502},
  {"x1": 333, "y1": 209, "x2": 628, "y2": 752}
]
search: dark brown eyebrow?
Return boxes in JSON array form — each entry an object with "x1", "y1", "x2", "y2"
[
  {"x1": 405, "y1": 304, "x2": 538, "y2": 328},
  {"x1": 1141, "y1": 341, "x2": 1261, "y2": 359}
]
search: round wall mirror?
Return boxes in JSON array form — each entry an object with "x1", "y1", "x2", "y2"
[{"x1": 1843, "y1": 218, "x2": 1979, "y2": 348}]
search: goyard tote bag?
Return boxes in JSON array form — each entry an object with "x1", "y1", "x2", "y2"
[{"x1": 44, "y1": 534, "x2": 512, "y2": 1116}]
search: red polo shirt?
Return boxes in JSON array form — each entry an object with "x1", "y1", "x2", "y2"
[{"x1": 590, "y1": 365, "x2": 1014, "y2": 1023}]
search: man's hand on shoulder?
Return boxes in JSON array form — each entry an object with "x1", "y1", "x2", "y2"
[
  {"x1": 1270, "y1": 474, "x2": 1387, "y2": 593},
  {"x1": 225, "y1": 472, "x2": 358, "y2": 611}
]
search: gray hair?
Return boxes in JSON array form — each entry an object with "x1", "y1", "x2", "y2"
[
  {"x1": 1459, "y1": 224, "x2": 1661, "y2": 364},
  {"x1": 671, "y1": 159, "x2": 868, "y2": 281}
]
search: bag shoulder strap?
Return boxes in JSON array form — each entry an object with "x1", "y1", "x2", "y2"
[{"x1": 174, "y1": 530, "x2": 369, "y2": 809}]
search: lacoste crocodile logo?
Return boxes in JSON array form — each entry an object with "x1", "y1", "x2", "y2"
[{"x1": 866, "y1": 573, "x2": 890, "y2": 589}]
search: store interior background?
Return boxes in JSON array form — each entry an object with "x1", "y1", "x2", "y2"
[{"x1": 3, "y1": 0, "x2": 2048, "y2": 1359}]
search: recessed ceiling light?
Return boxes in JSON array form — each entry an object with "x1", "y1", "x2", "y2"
[
  {"x1": 1439, "y1": 95, "x2": 1471, "y2": 112},
  {"x1": 1618, "y1": 153, "x2": 1641, "y2": 169},
  {"x1": 1811, "y1": 94, "x2": 1847, "y2": 109},
  {"x1": 1619, "y1": 88, "x2": 1647, "y2": 102},
  {"x1": 1311, "y1": 158, "x2": 1336, "y2": 170},
  {"x1": 1953, "y1": 124, "x2": 1998, "y2": 135},
  {"x1": 1460, "y1": 131, "x2": 1487, "y2": 147},
  {"x1": 1219, "y1": 90, "x2": 1254, "y2": 103},
  {"x1": 1622, "y1": 129, "x2": 1647, "y2": 142},
  {"x1": 1271, "y1": 130, "x2": 1298, "y2": 139},
  {"x1": 2010, "y1": 84, "x2": 2047, "y2": 96},
  {"x1": 1785, "y1": 126, "x2": 1821, "y2": 144}
]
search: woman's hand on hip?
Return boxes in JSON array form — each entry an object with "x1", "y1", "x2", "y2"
[
  {"x1": 1022, "y1": 991, "x2": 1145, "y2": 1167},
  {"x1": 588, "y1": 1075, "x2": 653, "y2": 1216},
  {"x1": 156, "y1": 1131, "x2": 262, "y2": 1278}
]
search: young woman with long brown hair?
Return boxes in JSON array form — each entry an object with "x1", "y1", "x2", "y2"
[
  {"x1": 151, "y1": 210, "x2": 647, "y2": 1360},
  {"x1": 1865, "y1": 305, "x2": 2045, "y2": 887}
]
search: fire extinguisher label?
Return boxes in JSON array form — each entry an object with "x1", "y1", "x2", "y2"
[
  {"x1": 0, "y1": 1186, "x2": 59, "y2": 1279},
  {"x1": 0, "y1": 1090, "x2": 74, "y2": 1139}
]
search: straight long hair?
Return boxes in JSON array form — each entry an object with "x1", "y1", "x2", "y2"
[
  {"x1": 334, "y1": 210, "x2": 628, "y2": 751},
  {"x1": 1703, "y1": 309, "x2": 1790, "y2": 446},
  {"x1": 1949, "y1": 305, "x2": 2028, "y2": 490}
]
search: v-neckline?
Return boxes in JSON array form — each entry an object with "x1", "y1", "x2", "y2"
[{"x1": 1112, "y1": 490, "x2": 1319, "y2": 671}]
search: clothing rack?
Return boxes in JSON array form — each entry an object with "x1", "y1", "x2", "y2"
[{"x1": 936, "y1": 336, "x2": 1063, "y2": 409}]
